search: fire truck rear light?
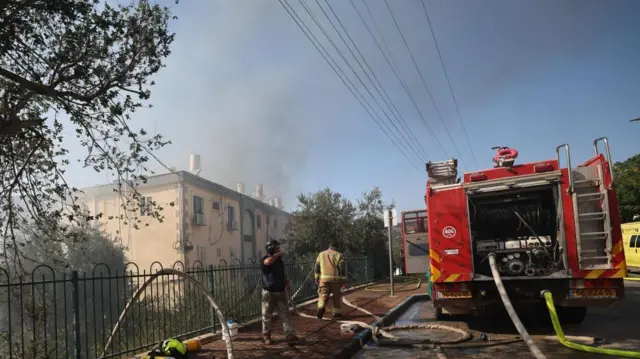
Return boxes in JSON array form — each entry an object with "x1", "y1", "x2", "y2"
[
  {"x1": 534, "y1": 163, "x2": 554, "y2": 173},
  {"x1": 470, "y1": 173, "x2": 487, "y2": 182}
]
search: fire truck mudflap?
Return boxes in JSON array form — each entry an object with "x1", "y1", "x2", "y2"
[{"x1": 425, "y1": 138, "x2": 626, "y2": 323}]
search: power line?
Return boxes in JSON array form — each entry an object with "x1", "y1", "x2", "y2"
[
  {"x1": 317, "y1": 0, "x2": 429, "y2": 162},
  {"x1": 353, "y1": 0, "x2": 445, "y2": 165},
  {"x1": 297, "y1": 0, "x2": 425, "y2": 167},
  {"x1": 420, "y1": 0, "x2": 477, "y2": 168},
  {"x1": 278, "y1": 0, "x2": 424, "y2": 173},
  {"x1": 384, "y1": 0, "x2": 469, "y2": 171}
]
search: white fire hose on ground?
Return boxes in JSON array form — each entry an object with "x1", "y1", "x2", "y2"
[
  {"x1": 100, "y1": 266, "x2": 474, "y2": 359},
  {"x1": 99, "y1": 268, "x2": 235, "y2": 359},
  {"x1": 287, "y1": 267, "x2": 474, "y2": 358},
  {"x1": 488, "y1": 253, "x2": 547, "y2": 359}
]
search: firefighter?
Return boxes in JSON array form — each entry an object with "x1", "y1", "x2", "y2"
[
  {"x1": 261, "y1": 239, "x2": 299, "y2": 345},
  {"x1": 314, "y1": 241, "x2": 348, "y2": 319}
]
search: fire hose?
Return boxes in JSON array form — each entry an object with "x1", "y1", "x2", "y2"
[
  {"x1": 489, "y1": 253, "x2": 640, "y2": 358},
  {"x1": 289, "y1": 266, "x2": 472, "y2": 347},
  {"x1": 364, "y1": 276, "x2": 422, "y2": 292},
  {"x1": 101, "y1": 263, "x2": 640, "y2": 359},
  {"x1": 100, "y1": 266, "x2": 472, "y2": 359},
  {"x1": 488, "y1": 253, "x2": 547, "y2": 359},
  {"x1": 542, "y1": 291, "x2": 640, "y2": 358},
  {"x1": 99, "y1": 268, "x2": 235, "y2": 359}
]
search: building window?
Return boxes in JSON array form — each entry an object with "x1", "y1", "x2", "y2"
[
  {"x1": 216, "y1": 248, "x2": 222, "y2": 257},
  {"x1": 140, "y1": 196, "x2": 152, "y2": 216},
  {"x1": 193, "y1": 196, "x2": 204, "y2": 215},
  {"x1": 256, "y1": 213, "x2": 262, "y2": 229},
  {"x1": 193, "y1": 195, "x2": 205, "y2": 225},
  {"x1": 227, "y1": 205, "x2": 235, "y2": 229},
  {"x1": 274, "y1": 219, "x2": 278, "y2": 228},
  {"x1": 213, "y1": 200, "x2": 221, "y2": 211},
  {"x1": 198, "y1": 246, "x2": 207, "y2": 264}
]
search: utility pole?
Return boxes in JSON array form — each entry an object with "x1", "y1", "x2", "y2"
[{"x1": 386, "y1": 208, "x2": 395, "y2": 297}]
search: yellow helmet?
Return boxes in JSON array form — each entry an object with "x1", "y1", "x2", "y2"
[{"x1": 162, "y1": 338, "x2": 187, "y2": 356}]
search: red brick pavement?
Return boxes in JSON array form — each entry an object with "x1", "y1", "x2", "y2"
[{"x1": 193, "y1": 282, "x2": 425, "y2": 359}]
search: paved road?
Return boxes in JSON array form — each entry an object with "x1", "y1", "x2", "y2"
[{"x1": 355, "y1": 279, "x2": 640, "y2": 359}]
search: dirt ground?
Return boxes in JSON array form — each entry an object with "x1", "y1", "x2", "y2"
[{"x1": 192, "y1": 280, "x2": 425, "y2": 358}]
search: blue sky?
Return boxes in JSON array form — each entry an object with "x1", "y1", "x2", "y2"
[{"x1": 65, "y1": 0, "x2": 640, "y2": 212}]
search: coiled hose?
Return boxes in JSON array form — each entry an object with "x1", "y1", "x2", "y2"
[
  {"x1": 542, "y1": 291, "x2": 640, "y2": 358},
  {"x1": 488, "y1": 253, "x2": 547, "y2": 359},
  {"x1": 472, "y1": 201, "x2": 553, "y2": 239},
  {"x1": 288, "y1": 269, "x2": 472, "y2": 349}
]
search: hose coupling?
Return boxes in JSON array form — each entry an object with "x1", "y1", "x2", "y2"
[{"x1": 540, "y1": 290, "x2": 551, "y2": 298}]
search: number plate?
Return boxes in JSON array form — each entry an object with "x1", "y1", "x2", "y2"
[
  {"x1": 436, "y1": 291, "x2": 472, "y2": 299},
  {"x1": 569, "y1": 288, "x2": 617, "y2": 298}
]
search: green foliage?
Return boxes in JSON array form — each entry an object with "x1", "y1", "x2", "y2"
[
  {"x1": 0, "y1": 0, "x2": 177, "y2": 269},
  {"x1": 613, "y1": 154, "x2": 640, "y2": 222},
  {"x1": 284, "y1": 186, "x2": 394, "y2": 257}
]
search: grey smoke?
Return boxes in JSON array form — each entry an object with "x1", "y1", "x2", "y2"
[
  {"x1": 144, "y1": 0, "x2": 324, "y2": 208},
  {"x1": 199, "y1": 69, "x2": 309, "y2": 202}
]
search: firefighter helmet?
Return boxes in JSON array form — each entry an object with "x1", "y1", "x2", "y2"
[
  {"x1": 266, "y1": 239, "x2": 281, "y2": 255},
  {"x1": 162, "y1": 338, "x2": 187, "y2": 358}
]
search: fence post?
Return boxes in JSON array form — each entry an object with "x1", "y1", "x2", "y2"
[
  {"x1": 365, "y1": 256, "x2": 369, "y2": 283},
  {"x1": 208, "y1": 265, "x2": 216, "y2": 333},
  {"x1": 71, "y1": 271, "x2": 81, "y2": 359}
]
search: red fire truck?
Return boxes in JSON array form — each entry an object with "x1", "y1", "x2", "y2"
[{"x1": 425, "y1": 138, "x2": 626, "y2": 323}]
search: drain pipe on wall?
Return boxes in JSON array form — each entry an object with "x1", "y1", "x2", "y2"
[
  {"x1": 178, "y1": 178, "x2": 187, "y2": 267},
  {"x1": 386, "y1": 209, "x2": 395, "y2": 297}
]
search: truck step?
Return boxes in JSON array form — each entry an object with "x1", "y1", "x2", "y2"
[
  {"x1": 576, "y1": 192, "x2": 605, "y2": 202},
  {"x1": 579, "y1": 249, "x2": 608, "y2": 254},
  {"x1": 578, "y1": 212, "x2": 607, "y2": 221},
  {"x1": 581, "y1": 264, "x2": 613, "y2": 270},
  {"x1": 578, "y1": 232, "x2": 609, "y2": 240},
  {"x1": 574, "y1": 179, "x2": 600, "y2": 188}
]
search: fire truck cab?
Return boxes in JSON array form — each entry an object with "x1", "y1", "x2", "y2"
[{"x1": 425, "y1": 137, "x2": 626, "y2": 323}]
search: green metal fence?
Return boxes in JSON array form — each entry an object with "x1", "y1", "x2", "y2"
[{"x1": 0, "y1": 254, "x2": 389, "y2": 359}]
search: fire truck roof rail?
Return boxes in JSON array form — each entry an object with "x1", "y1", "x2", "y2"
[{"x1": 426, "y1": 159, "x2": 458, "y2": 187}]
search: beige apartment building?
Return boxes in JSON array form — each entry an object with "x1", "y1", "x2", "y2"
[{"x1": 76, "y1": 170, "x2": 292, "y2": 271}]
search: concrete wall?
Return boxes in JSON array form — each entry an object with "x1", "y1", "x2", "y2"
[
  {"x1": 78, "y1": 182, "x2": 182, "y2": 272},
  {"x1": 183, "y1": 182, "x2": 241, "y2": 267}
]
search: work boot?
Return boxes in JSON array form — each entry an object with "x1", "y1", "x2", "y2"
[
  {"x1": 263, "y1": 335, "x2": 272, "y2": 345},
  {"x1": 286, "y1": 333, "x2": 299, "y2": 344},
  {"x1": 317, "y1": 307, "x2": 326, "y2": 319}
]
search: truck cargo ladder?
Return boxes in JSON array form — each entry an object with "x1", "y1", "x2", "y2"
[{"x1": 559, "y1": 139, "x2": 614, "y2": 270}]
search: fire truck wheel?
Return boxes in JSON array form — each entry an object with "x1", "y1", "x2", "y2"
[{"x1": 557, "y1": 306, "x2": 587, "y2": 325}]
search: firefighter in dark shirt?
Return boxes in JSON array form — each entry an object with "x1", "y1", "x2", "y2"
[{"x1": 261, "y1": 239, "x2": 298, "y2": 345}]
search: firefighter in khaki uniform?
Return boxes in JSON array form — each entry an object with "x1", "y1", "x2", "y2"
[{"x1": 314, "y1": 242, "x2": 348, "y2": 319}]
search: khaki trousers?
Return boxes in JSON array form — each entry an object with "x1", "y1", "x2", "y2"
[{"x1": 317, "y1": 281, "x2": 342, "y2": 314}]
